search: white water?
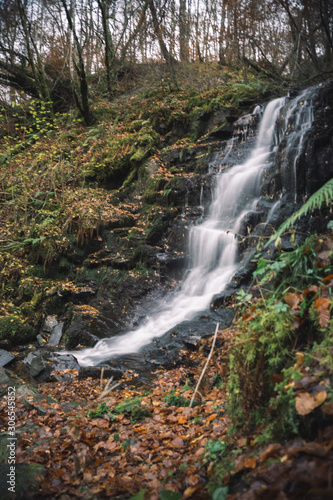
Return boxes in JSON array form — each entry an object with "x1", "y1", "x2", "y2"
[{"x1": 71, "y1": 90, "x2": 317, "y2": 367}]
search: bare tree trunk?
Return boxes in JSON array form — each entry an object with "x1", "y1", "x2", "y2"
[
  {"x1": 97, "y1": 0, "x2": 116, "y2": 99},
  {"x1": 60, "y1": 0, "x2": 95, "y2": 125},
  {"x1": 144, "y1": 0, "x2": 176, "y2": 65},
  {"x1": 179, "y1": 0, "x2": 189, "y2": 62}
]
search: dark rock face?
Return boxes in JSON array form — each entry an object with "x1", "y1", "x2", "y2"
[
  {"x1": 23, "y1": 351, "x2": 80, "y2": 381},
  {"x1": 298, "y1": 80, "x2": 333, "y2": 199}
]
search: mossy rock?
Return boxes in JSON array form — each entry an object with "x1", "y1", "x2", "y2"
[
  {"x1": 0, "y1": 463, "x2": 45, "y2": 499},
  {"x1": 0, "y1": 316, "x2": 35, "y2": 346}
]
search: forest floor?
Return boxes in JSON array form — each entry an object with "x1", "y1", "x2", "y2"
[{"x1": 2, "y1": 312, "x2": 333, "y2": 500}]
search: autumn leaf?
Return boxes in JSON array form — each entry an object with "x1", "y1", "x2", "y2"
[
  {"x1": 295, "y1": 391, "x2": 327, "y2": 415},
  {"x1": 314, "y1": 296, "x2": 331, "y2": 328},
  {"x1": 244, "y1": 457, "x2": 256, "y2": 469},
  {"x1": 322, "y1": 403, "x2": 333, "y2": 415},
  {"x1": 206, "y1": 413, "x2": 218, "y2": 422},
  {"x1": 284, "y1": 292, "x2": 302, "y2": 310},
  {"x1": 67, "y1": 421, "x2": 82, "y2": 440},
  {"x1": 171, "y1": 437, "x2": 184, "y2": 448}
]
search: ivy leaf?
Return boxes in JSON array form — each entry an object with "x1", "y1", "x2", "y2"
[
  {"x1": 128, "y1": 489, "x2": 147, "y2": 500},
  {"x1": 212, "y1": 486, "x2": 228, "y2": 500}
]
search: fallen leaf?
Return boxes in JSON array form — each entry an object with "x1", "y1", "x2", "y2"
[
  {"x1": 314, "y1": 391, "x2": 327, "y2": 406},
  {"x1": 314, "y1": 297, "x2": 331, "y2": 328},
  {"x1": 322, "y1": 403, "x2": 333, "y2": 415},
  {"x1": 295, "y1": 391, "x2": 327, "y2": 415},
  {"x1": 244, "y1": 457, "x2": 256, "y2": 469},
  {"x1": 206, "y1": 413, "x2": 218, "y2": 422},
  {"x1": 171, "y1": 437, "x2": 184, "y2": 448},
  {"x1": 296, "y1": 392, "x2": 316, "y2": 415},
  {"x1": 183, "y1": 485, "x2": 201, "y2": 499},
  {"x1": 284, "y1": 292, "x2": 301, "y2": 310}
]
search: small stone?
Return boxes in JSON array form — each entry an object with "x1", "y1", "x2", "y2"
[
  {"x1": 36, "y1": 334, "x2": 45, "y2": 346},
  {"x1": 0, "y1": 349, "x2": 15, "y2": 367},
  {"x1": 0, "y1": 366, "x2": 11, "y2": 384},
  {"x1": 30, "y1": 355, "x2": 48, "y2": 378},
  {"x1": 42, "y1": 315, "x2": 58, "y2": 333}
]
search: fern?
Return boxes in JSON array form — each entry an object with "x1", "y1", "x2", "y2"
[{"x1": 266, "y1": 178, "x2": 333, "y2": 246}]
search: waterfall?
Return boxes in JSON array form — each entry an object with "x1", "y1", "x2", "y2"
[{"x1": 71, "y1": 88, "x2": 318, "y2": 367}]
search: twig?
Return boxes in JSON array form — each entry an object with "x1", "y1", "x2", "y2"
[
  {"x1": 190, "y1": 323, "x2": 219, "y2": 408},
  {"x1": 97, "y1": 381, "x2": 121, "y2": 400},
  {"x1": 97, "y1": 375, "x2": 123, "y2": 400},
  {"x1": 100, "y1": 366, "x2": 105, "y2": 389}
]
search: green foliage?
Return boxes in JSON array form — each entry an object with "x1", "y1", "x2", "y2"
[
  {"x1": 235, "y1": 289, "x2": 253, "y2": 306},
  {"x1": 128, "y1": 489, "x2": 147, "y2": 500},
  {"x1": 87, "y1": 403, "x2": 116, "y2": 420},
  {"x1": 88, "y1": 400, "x2": 151, "y2": 423},
  {"x1": 254, "y1": 235, "x2": 323, "y2": 294},
  {"x1": 212, "y1": 487, "x2": 229, "y2": 500},
  {"x1": 267, "y1": 179, "x2": 333, "y2": 246},
  {"x1": 227, "y1": 297, "x2": 295, "y2": 428},
  {"x1": 130, "y1": 405, "x2": 152, "y2": 423},
  {"x1": 163, "y1": 390, "x2": 190, "y2": 407},
  {"x1": 0, "y1": 315, "x2": 35, "y2": 345},
  {"x1": 159, "y1": 490, "x2": 182, "y2": 500},
  {"x1": 204, "y1": 440, "x2": 228, "y2": 462}
]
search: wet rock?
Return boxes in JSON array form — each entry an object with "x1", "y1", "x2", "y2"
[
  {"x1": 132, "y1": 245, "x2": 159, "y2": 267},
  {"x1": 211, "y1": 286, "x2": 237, "y2": 309},
  {"x1": 0, "y1": 349, "x2": 15, "y2": 367},
  {"x1": 42, "y1": 315, "x2": 58, "y2": 333},
  {"x1": 64, "y1": 312, "x2": 101, "y2": 349},
  {"x1": 182, "y1": 336, "x2": 201, "y2": 350},
  {"x1": 23, "y1": 351, "x2": 79, "y2": 381},
  {"x1": 0, "y1": 463, "x2": 46, "y2": 499},
  {"x1": 48, "y1": 322, "x2": 64, "y2": 347},
  {"x1": 0, "y1": 366, "x2": 11, "y2": 384},
  {"x1": 78, "y1": 365, "x2": 124, "y2": 380},
  {"x1": 36, "y1": 334, "x2": 45, "y2": 346}
]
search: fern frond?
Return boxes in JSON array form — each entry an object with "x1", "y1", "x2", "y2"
[{"x1": 266, "y1": 178, "x2": 333, "y2": 246}]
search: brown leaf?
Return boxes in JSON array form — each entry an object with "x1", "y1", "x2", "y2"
[
  {"x1": 322, "y1": 403, "x2": 333, "y2": 415},
  {"x1": 314, "y1": 391, "x2": 327, "y2": 406},
  {"x1": 242, "y1": 312, "x2": 255, "y2": 322},
  {"x1": 314, "y1": 296, "x2": 331, "y2": 328},
  {"x1": 295, "y1": 392, "x2": 317, "y2": 415},
  {"x1": 183, "y1": 486, "x2": 201, "y2": 499},
  {"x1": 258, "y1": 443, "x2": 282, "y2": 464},
  {"x1": 303, "y1": 285, "x2": 318, "y2": 297},
  {"x1": 171, "y1": 437, "x2": 184, "y2": 448},
  {"x1": 284, "y1": 292, "x2": 302, "y2": 310},
  {"x1": 178, "y1": 416, "x2": 187, "y2": 424},
  {"x1": 206, "y1": 413, "x2": 218, "y2": 422},
  {"x1": 244, "y1": 457, "x2": 257, "y2": 469},
  {"x1": 67, "y1": 422, "x2": 81, "y2": 441},
  {"x1": 295, "y1": 391, "x2": 327, "y2": 415}
]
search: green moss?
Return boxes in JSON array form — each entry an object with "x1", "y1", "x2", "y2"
[
  {"x1": 114, "y1": 396, "x2": 144, "y2": 413},
  {"x1": 0, "y1": 316, "x2": 35, "y2": 345}
]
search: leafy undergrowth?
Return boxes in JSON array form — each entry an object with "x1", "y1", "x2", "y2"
[{"x1": 1, "y1": 331, "x2": 234, "y2": 499}]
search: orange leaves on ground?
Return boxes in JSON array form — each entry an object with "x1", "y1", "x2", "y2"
[{"x1": 295, "y1": 391, "x2": 327, "y2": 415}]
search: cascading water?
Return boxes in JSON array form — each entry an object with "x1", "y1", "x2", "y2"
[{"x1": 71, "y1": 87, "x2": 318, "y2": 367}]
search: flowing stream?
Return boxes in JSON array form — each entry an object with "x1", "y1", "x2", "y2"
[{"x1": 72, "y1": 87, "x2": 318, "y2": 367}]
